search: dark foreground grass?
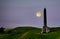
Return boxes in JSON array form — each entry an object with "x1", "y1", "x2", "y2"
[{"x1": 0, "y1": 27, "x2": 60, "y2": 39}]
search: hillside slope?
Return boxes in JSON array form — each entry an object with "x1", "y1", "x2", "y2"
[{"x1": 0, "y1": 27, "x2": 60, "y2": 39}]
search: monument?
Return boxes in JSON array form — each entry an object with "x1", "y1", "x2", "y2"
[{"x1": 42, "y1": 8, "x2": 49, "y2": 33}]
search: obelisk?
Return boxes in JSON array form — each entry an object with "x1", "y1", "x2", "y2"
[
  {"x1": 44, "y1": 8, "x2": 47, "y2": 27},
  {"x1": 42, "y1": 8, "x2": 49, "y2": 33}
]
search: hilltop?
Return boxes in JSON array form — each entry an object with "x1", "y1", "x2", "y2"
[{"x1": 0, "y1": 27, "x2": 60, "y2": 39}]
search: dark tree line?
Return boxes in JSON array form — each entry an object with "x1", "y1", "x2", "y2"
[{"x1": 0, "y1": 27, "x2": 5, "y2": 33}]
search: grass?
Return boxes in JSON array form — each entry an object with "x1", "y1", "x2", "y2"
[{"x1": 0, "y1": 27, "x2": 60, "y2": 39}]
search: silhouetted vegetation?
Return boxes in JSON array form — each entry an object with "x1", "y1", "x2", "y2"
[{"x1": 0, "y1": 27, "x2": 5, "y2": 33}]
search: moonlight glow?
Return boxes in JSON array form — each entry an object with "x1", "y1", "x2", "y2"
[{"x1": 36, "y1": 11, "x2": 41, "y2": 17}]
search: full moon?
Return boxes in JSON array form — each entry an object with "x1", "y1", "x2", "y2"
[{"x1": 36, "y1": 11, "x2": 41, "y2": 17}]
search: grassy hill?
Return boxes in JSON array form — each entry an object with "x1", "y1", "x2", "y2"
[{"x1": 0, "y1": 27, "x2": 60, "y2": 39}]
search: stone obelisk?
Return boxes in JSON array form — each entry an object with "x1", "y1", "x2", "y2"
[{"x1": 42, "y1": 8, "x2": 49, "y2": 33}]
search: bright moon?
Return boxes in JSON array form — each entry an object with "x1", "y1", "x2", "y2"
[{"x1": 36, "y1": 11, "x2": 41, "y2": 17}]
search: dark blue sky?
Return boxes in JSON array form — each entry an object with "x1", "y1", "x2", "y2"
[{"x1": 0, "y1": 0, "x2": 60, "y2": 28}]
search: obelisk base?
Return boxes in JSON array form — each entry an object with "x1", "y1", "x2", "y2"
[{"x1": 42, "y1": 26, "x2": 49, "y2": 33}]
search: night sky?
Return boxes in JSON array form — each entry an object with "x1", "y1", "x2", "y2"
[{"x1": 0, "y1": 0, "x2": 60, "y2": 28}]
